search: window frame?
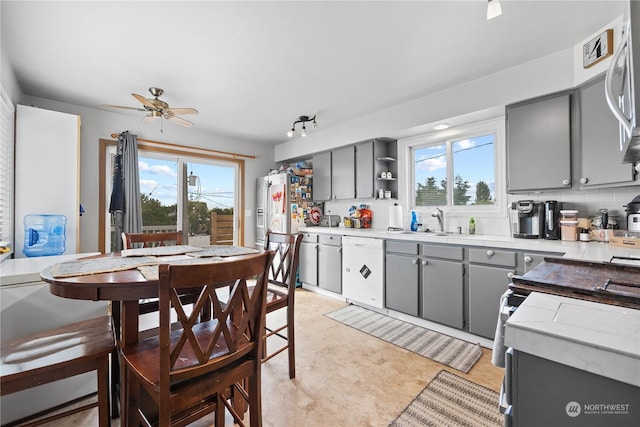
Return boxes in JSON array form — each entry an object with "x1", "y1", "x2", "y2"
[
  {"x1": 399, "y1": 117, "x2": 506, "y2": 218},
  {"x1": 0, "y1": 87, "x2": 15, "y2": 261},
  {"x1": 99, "y1": 138, "x2": 245, "y2": 253}
]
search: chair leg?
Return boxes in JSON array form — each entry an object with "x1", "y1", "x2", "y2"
[
  {"x1": 97, "y1": 355, "x2": 110, "y2": 427},
  {"x1": 287, "y1": 307, "x2": 296, "y2": 379},
  {"x1": 215, "y1": 394, "x2": 226, "y2": 427},
  {"x1": 248, "y1": 371, "x2": 262, "y2": 427},
  {"x1": 111, "y1": 301, "x2": 121, "y2": 419}
]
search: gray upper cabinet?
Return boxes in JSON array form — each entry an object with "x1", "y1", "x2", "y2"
[
  {"x1": 355, "y1": 141, "x2": 374, "y2": 199},
  {"x1": 312, "y1": 151, "x2": 332, "y2": 202},
  {"x1": 331, "y1": 146, "x2": 355, "y2": 200},
  {"x1": 578, "y1": 75, "x2": 636, "y2": 187},
  {"x1": 506, "y1": 91, "x2": 573, "y2": 192}
]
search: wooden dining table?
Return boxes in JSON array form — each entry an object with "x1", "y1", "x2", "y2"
[{"x1": 40, "y1": 245, "x2": 261, "y2": 423}]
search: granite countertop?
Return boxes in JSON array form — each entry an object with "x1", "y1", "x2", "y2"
[
  {"x1": 504, "y1": 292, "x2": 640, "y2": 387},
  {"x1": 299, "y1": 226, "x2": 640, "y2": 264}
]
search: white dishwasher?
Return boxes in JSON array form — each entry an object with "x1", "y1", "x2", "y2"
[{"x1": 342, "y1": 236, "x2": 384, "y2": 309}]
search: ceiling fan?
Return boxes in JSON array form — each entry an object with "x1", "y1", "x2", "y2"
[{"x1": 103, "y1": 87, "x2": 199, "y2": 127}]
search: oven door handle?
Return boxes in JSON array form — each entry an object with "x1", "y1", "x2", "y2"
[{"x1": 505, "y1": 347, "x2": 514, "y2": 406}]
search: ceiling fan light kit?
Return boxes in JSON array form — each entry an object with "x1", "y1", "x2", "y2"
[
  {"x1": 104, "y1": 87, "x2": 199, "y2": 129},
  {"x1": 287, "y1": 115, "x2": 318, "y2": 138}
]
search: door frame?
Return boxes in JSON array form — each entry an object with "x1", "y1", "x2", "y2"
[{"x1": 99, "y1": 138, "x2": 245, "y2": 253}]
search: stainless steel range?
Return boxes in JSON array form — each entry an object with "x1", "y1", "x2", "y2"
[{"x1": 495, "y1": 257, "x2": 640, "y2": 426}]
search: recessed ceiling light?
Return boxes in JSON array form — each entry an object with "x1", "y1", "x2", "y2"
[{"x1": 433, "y1": 123, "x2": 450, "y2": 130}]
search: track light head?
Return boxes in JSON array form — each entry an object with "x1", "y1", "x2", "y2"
[{"x1": 287, "y1": 115, "x2": 318, "y2": 138}]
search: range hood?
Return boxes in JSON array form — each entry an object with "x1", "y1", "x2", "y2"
[{"x1": 605, "y1": 1, "x2": 640, "y2": 164}]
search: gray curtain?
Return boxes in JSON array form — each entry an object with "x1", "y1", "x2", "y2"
[{"x1": 109, "y1": 131, "x2": 142, "y2": 251}]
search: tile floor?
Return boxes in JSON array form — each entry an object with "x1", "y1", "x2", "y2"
[{"x1": 24, "y1": 289, "x2": 504, "y2": 426}]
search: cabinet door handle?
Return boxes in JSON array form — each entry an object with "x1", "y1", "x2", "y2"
[
  {"x1": 486, "y1": 250, "x2": 494, "y2": 257},
  {"x1": 524, "y1": 255, "x2": 532, "y2": 263},
  {"x1": 507, "y1": 271, "x2": 514, "y2": 279},
  {"x1": 421, "y1": 260, "x2": 428, "y2": 266},
  {"x1": 562, "y1": 179, "x2": 570, "y2": 186},
  {"x1": 338, "y1": 248, "x2": 342, "y2": 253},
  {"x1": 579, "y1": 177, "x2": 588, "y2": 184},
  {"x1": 412, "y1": 259, "x2": 418, "y2": 265}
]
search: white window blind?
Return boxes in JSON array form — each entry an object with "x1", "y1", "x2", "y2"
[{"x1": 0, "y1": 87, "x2": 15, "y2": 256}]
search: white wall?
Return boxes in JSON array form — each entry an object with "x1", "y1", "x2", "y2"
[
  {"x1": 275, "y1": 48, "x2": 576, "y2": 162},
  {"x1": 19, "y1": 95, "x2": 277, "y2": 252}
]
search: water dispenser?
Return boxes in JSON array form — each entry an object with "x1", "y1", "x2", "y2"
[{"x1": 23, "y1": 214, "x2": 66, "y2": 257}]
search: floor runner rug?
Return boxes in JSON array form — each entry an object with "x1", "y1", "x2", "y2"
[
  {"x1": 389, "y1": 370, "x2": 502, "y2": 427},
  {"x1": 325, "y1": 304, "x2": 482, "y2": 373}
]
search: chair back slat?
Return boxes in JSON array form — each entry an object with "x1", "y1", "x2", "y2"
[
  {"x1": 157, "y1": 251, "x2": 273, "y2": 384},
  {"x1": 122, "y1": 231, "x2": 182, "y2": 249},
  {"x1": 264, "y1": 231, "x2": 303, "y2": 289}
]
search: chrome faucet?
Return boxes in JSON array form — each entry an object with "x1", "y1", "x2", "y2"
[{"x1": 431, "y1": 207, "x2": 444, "y2": 232}]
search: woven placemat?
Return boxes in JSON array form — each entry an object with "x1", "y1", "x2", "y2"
[
  {"x1": 138, "y1": 257, "x2": 226, "y2": 281},
  {"x1": 121, "y1": 245, "x2": 203, "y2": 257},
  {"x1": 51, "y1": 256, "x2": 159, "y2": 278},
  {"x1": 187, "y1": 246, "x2": 260, "y2": 258}
]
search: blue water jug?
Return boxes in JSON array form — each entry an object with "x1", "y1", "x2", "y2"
[{"x1": 23, "y1": 214, "x2": 66, "y2": 257}]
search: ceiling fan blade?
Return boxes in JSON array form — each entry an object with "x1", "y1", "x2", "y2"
[
  {"x1": 142, "y1": 114, "x2": 157, "y2": 124},
  {"x1": 167, "y1": 108, "x2": 199, "y2": 116},
  {"x1": 102, "y1": 104, "x2": 147, "y2": 112},
  {"x1": 132, "y1": 93, "x2": 156, "y2": 109},
  {"x1": 166, "y1": 114, "x2": 194, "y2": 127}
]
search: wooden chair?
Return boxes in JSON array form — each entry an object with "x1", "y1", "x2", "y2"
[
  {"x1": 111, "y1": 231, "x2": 186, "y2": 417},
  {"x1": 120, "y1": 251, "x2": 273, "y2": 427},
  {"x1": 0, "y1": 316, "x2": 115, "y2": 427},
  {"x1": 257, "y1": 231, "x2": 303, "y2": 379}
]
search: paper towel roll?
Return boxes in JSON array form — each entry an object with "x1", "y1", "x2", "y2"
[{"x1": 388, "y1": 204, "x2": 403, "y2": 230}]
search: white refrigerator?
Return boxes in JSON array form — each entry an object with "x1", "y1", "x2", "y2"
[{"x1": 255, "y1": 172, "x2": 314, "y2": 248}]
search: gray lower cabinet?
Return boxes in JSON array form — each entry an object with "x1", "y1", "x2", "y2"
[
  {"x1": 506, "y1": 349, "x2": 640, "y2": 427},
  {"x1": 468, "y1": 248, "x2": 517, "y2": 338},
  {"x1": 298, "y1": 233, "x2": 318, "y2": 286},
  {"x1": 385, "y1": 241, "x2": 419, "y2": 316},
  {"x1": 318, "y1": 234, "x2": 342, "y2": 293},
  {"x1": 420, "y1": 244, "x2": 464, "y2": 329}
]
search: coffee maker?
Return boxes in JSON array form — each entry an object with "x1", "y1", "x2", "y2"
[
  {"x1": 510, "y1": 200, "x2": 544, "y2": 239},
  {"x1": 544, "y1": 200, "x2": 562, "y2": 240}
]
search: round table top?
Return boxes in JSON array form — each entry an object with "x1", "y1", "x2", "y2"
[{"x1": 40, "y1": 252, "x2": 158, "y2": 302}]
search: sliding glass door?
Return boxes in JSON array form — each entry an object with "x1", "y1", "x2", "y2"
[{"x1": 105, "y1": 146, "x2": 239, "y2": 251}]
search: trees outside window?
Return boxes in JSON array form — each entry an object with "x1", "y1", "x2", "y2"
[{"x1": 413, "y1": 132, "x2": 496, "y2": 208}]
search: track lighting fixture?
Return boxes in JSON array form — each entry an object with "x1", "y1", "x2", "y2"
[
  {"x1": 287, "y1": 115, "x2": 318, "y2": 138},
  {"x1": 487, "y1": 0, "x2": 502, "y2": 20}
]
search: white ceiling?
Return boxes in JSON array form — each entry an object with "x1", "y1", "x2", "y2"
[{"x1": 1, "y1": 1, "x2": 626, "y2": 145}]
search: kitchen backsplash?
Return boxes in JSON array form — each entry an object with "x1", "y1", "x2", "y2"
[{"x1": 322, "y1": 186, "x2": 640, "y2": 236}]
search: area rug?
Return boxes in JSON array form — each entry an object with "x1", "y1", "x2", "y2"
[
  {"x1": 324, "y1": 304, "x2": 482, "y2": 373},
  {"x1": 389, "y1": 370, "x2": 502, "y2": 427}
]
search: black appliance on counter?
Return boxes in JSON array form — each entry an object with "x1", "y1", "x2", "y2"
[
  {"x1": 543, "y1": 200, "x2": 562, "y2": 240},
  {"x1": 510, "y1": 200, "x2": 544, "y2": 238}
]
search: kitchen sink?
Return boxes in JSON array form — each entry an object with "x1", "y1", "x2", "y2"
[{"x1": 424, "y1": 231, "x2": 461, "y2": 237}]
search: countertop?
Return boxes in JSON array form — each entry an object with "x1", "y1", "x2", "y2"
[
  {"x1": 299, "y1": 226, "x2": 640, "y2": 263},
  {"x1": 0, "y1": 253, "x2": 100, "y2": 286},
  {"x1": 504, "y1": 292, "x2": 640, "y2": 387}
]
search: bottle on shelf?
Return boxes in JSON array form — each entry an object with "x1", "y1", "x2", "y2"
[{"x1": 469, "y1": 217, "x2": 476, "y2": 235}]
